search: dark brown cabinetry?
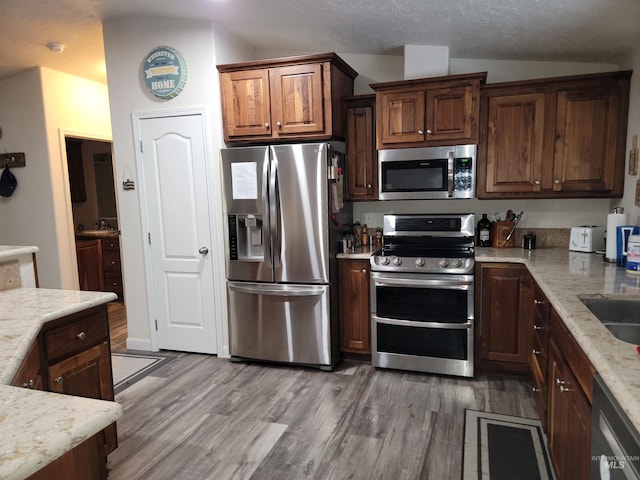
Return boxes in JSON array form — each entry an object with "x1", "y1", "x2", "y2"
[
  {"x1": 217, "y1": 53, "x2": 357, "y2": 144},
  {"x1": 100, "y1": 236, "x2": 123, "y2": 300},
  {"x1": 478, "y1": 70, "x2": 631, "y2": 198},
  {"x1": 12, "y1": 305, "x2": 117, "y2": 458},
  {"x1": 66, "y1": 138, "x2": 86, "y2": 203},
  {"x1": 76, "y1": 239, "x2": 104, "y2": 292},
  {"x1": 370, "y1": 72, "x2": 486, "y2": 149},
  {"x1": 547, "y1": 308, "x2": 594, "y2": 480},
  {"x1": 477, "y1": 263, "x2": 532, "y2": 373},
  {"x1": 345, "y1": 95, "x2": 377, "y2": 201},
  {"x1": 339, "y1": 259, "x2": 371, "y2": 357},
  {"x1": 76, "y1": 236, "x2": 123, "y2": 300},
  {"x1": 529, "y1": 283, "x2": 550, "y2": 426}
]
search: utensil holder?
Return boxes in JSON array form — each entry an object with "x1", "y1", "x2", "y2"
[{"x1": 492, "y1": 221, "x2": 515, "y2": 248}]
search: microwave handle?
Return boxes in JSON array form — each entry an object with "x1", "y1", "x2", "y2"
[{"x1": 447, "y1": 151, "x2": 454, "y2": 197}]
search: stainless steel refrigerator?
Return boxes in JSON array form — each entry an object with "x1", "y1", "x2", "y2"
[{"x1": 221, "y1": 142, "x2": 350, "y2": 370}]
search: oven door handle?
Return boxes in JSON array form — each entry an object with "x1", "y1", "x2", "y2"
[
  {"x1": 372, "y1": 276, "x2": 472, "y2": 288},
  {"x1": 372, "y1": 315, "x2": 472, "y2": 329}
]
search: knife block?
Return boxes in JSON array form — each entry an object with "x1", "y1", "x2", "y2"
[{"x1": 492, "y1": 221, "x2": 515, "y2": 248}]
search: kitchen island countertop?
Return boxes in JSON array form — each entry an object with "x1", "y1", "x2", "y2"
[{"x1": 0, "y1": 287, "x2": 122, "y2": 480}]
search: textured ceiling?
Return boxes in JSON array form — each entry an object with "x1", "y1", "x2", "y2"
[{"x1": 0, "y1": 0, "x2": 638, "y2": 84}]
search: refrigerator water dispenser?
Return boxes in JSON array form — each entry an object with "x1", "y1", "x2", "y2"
[{"x1": 228, "y1": 214, "x2": 264, "y2": 262}]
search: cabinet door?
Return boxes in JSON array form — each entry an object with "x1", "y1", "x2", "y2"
[
  {"x1": 48, "y1": 342, "x2": 117, "y2": 454},
  {"x1": 547, "y1": 339, "x2": 591, "y2": 480},
  {"x1": 220, "y1": 69, "x2": 272, "y2": 139},
  {"x1": 76, "y1": 239, "x2": 104, "y2": 292},
  {"x1": 483, "y1": 93, "x2": 545, "y2": 194},
  {"x1": 478, "y1": 264, "x2": 532, "y2": 371},
  {"x1": 377, "y1": 90, "x2": 426, "y2": 147},
  {"x1": 10, "y1": 339, "x2": 43, "y2": 390},
  {"x1": 269, "y1": 63, "x2": 325, "y2": 137},
  {"x1": 339, "y1": 259, "x2": 371, "y2": 355},
  {"x1": 553, "y1": 86, "x2": 620, "y2": 193},
  {"x1": 346, "y1": 102, "x2": 377, "y2": 200},
  {"x1": 426, "y1": 85, "x2": 475, "y2": 143}
]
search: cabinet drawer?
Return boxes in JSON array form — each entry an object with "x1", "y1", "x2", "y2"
[
  {"x1": 550, "y1": 308, "x2": 595, "y2": 402},
  {"x1": 100, "y1": 237, "x2": 120, "y2": 252},
  {"x1": 102, "y1": 249, "x2": 121, "y2": 272},
  {"x1": 44, "y1": 310, "x2": 109, "y2": 362}
]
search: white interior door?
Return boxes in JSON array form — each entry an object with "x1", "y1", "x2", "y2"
[{"x1": 139, "y1": 113, "x2": 217, "y2": 354}]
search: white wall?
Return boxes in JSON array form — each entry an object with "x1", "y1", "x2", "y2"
[
  {"x1": 0, "y1": 67, "x2": 111, "y2": 289},
  {"x1": 102, "y1": 17, "x2": 246, "y2": 354}
]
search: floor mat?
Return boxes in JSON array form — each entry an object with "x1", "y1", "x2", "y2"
[
  {"x1": 111, "y1": 351, "x2": 175, "y2": 394},
  {"x1": 462, "y1": 409, "x2": 555, "y2": 480}
]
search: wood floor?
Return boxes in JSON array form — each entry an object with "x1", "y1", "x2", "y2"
[{"x1": 104, "y1": 309, "x2": 539, "y2": 480}]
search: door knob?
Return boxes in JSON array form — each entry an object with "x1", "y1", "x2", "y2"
[{"x1": 199, "y1": 247, "x2": 209, "y2": 255}]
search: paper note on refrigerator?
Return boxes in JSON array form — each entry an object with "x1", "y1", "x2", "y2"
[{"x1": 231, "y1": 162, "x2": 258, "y2": 199}]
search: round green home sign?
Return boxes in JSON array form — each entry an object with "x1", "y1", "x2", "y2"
[{"x1": 142, "y1": 46, "x2": 187, "y2": 99}]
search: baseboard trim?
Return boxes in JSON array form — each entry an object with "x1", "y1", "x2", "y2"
[{"x1": 126, "y1": 337, "x2": 155, "y2": 352}]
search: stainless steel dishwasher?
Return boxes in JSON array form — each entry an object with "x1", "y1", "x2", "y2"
[{"x1": 591, "y1": 374, "x2": 640, "y2": 479}]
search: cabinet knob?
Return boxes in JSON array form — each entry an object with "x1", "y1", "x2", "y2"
[
  {"x1": 531, "y1": 386, "x2": 540, "y2": 393},
  {"x1": 54, "y1": 376, "x2": 64, "y2": 385},
  {"x1": 76, "y1": 331, "x2": 87, "y2": 340},
  {"x1": 426, "y1": 129, "x2": 432, "y2": 134},
  {"x1": 533, "y1": 325, "x2": 543, "y2": 330},
  {"x1": 22, "y1": 379, "x2": 35, "y2": 389},
  {"x1": 532, "y1": 349, "x2": 541, "y2": 355},
  {"x1": 417, "y1": 130, "x2": 424, "y2": 135},
  {"x1": 556, "y1": 378, "x2": 565, "y2": 386},
  {"x1": 361, "y1": 269, "x2": 367, "y2": 274},
  {"x1": 534, "y1": 180, "x2": 541, "y2": 185},
  {"x1": 559, "y1": 385, "x2": 573, "y2": 393},
  {"x1": 264, "y1": 122, "x2": 270, "y2": 129},
  {"x1": 554, "y1": 179, "x2": 561, "y2": 184},
  {"x1": 367, "y1": 184, "x2": 372, "y2": 189},
  {"x1": 276, "y1": 121, "x2": 282, "y2": 128}
]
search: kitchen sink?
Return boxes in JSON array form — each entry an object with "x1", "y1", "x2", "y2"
[{"x1": 581, "y1": 298, "x2": 640, "y2": 344}]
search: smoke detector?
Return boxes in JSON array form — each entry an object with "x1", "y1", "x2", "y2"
[{"x1": 47, "y1": 43, "x2": 65, "y2": 53}]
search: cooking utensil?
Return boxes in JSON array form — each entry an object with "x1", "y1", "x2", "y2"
[{"x1": 504, "y1": 211, "x2": 524, "y2": 243}]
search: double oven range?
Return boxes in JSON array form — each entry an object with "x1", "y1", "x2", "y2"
[{"x1": 370, "y1": 214, "x2": 475, "y2": 377}]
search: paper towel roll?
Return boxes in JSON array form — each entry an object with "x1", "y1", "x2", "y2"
[{"x1": 606, "y1": 212, "x2": 628, "y2": 262}]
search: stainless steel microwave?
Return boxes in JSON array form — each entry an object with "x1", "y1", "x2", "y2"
[{"x1": 378, "y1": 144, "x2": 476, "y2": 200}]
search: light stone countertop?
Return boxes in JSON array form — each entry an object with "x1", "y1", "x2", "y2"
[
  {"x1": 0, "y1": 246, "x2": 38, "y2": 261},
  {"x1": 0, "y1": 287, "x2": 122, "y2": 480},
  {"x1": 340, "y1": 246, "x2": 640, "y2": 435}
]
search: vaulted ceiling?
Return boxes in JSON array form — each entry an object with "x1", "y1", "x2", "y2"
[{"x1": 1, "y1": 0, "x2": 638, "y2": 84}]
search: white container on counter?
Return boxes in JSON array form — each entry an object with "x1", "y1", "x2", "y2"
[{"x1": 626, "y1": 234, "x2": 640, "y2": 275}]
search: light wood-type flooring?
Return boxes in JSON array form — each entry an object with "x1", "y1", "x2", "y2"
[{"x1": 104, "y1": 310, "x2": 539, "y2": 480}]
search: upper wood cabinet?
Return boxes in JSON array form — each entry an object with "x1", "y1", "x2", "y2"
[
  {"x1": 370, "y1": 72, "x2": 486, "y2": 149},
  {"x1": 478, "y1": 70, "x2": 632, "y2": 198},
  {"x1": 345, "y1": 95, "x2": 377, "y2": 201},
  {"x1": 217, "y1": 53, "x2": 357, "y2": 144}
]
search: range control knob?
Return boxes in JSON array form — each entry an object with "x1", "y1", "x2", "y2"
[
  {"x1": 439, "y1": 258, "x2": 449, "y2": 268},
  {"x1": 392, "y1": 257, "x2": 402, "y2": 266},
  {"x1": 379, "y1": 257, "x2": 390, "y2": 266},
  {"x1": 452, "y1": 259, "x2": 463, "y2": 268},
  {"x1": 415, "y1": 258, "x2": 425, "y2": 268}
]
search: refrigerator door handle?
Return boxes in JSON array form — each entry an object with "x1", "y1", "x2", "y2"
[
  {"x1": 269, "y1": 153, "x2": 281, "y2": 268},
  {"x1": 228, "y1": 282, "x2": 325, "y2": 297}
]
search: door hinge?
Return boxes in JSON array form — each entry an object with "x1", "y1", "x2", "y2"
[
  {"x1": 155, "y1": 319, "x2": 158, "y2": 331},
  {"x1": 140, "y1": 140, "x2": 143, "y2": 153},
  {"x1": 148, "y1": 232, "x2": 151, "y2": 244}
]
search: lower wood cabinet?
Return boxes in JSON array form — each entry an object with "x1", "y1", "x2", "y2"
[
  {"x1": 28, "y1": 433, "x2": 106, "y2": 480},
  {"x1": 547, "y1": 331, "x2": 592, "y2": 480},
  {"x1": 529, "y1": 283, "x2": 550, "y2": 426},
  {"x1": 11, "y1": 304, "x2": 117, "y2": 479},
  {"x1": 339, "y1": 258, "x2": 371, "y2": 357},
  {"x1": 76, "y1": 239, "x2": 104, "y2": 292},
  {"x1": 477, "y1": 263, "x2": 532, "y2": 373}
]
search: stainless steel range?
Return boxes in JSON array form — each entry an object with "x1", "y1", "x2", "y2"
[{"x1": 370, "y1": 213, "x2": 475, "y2": 377}]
